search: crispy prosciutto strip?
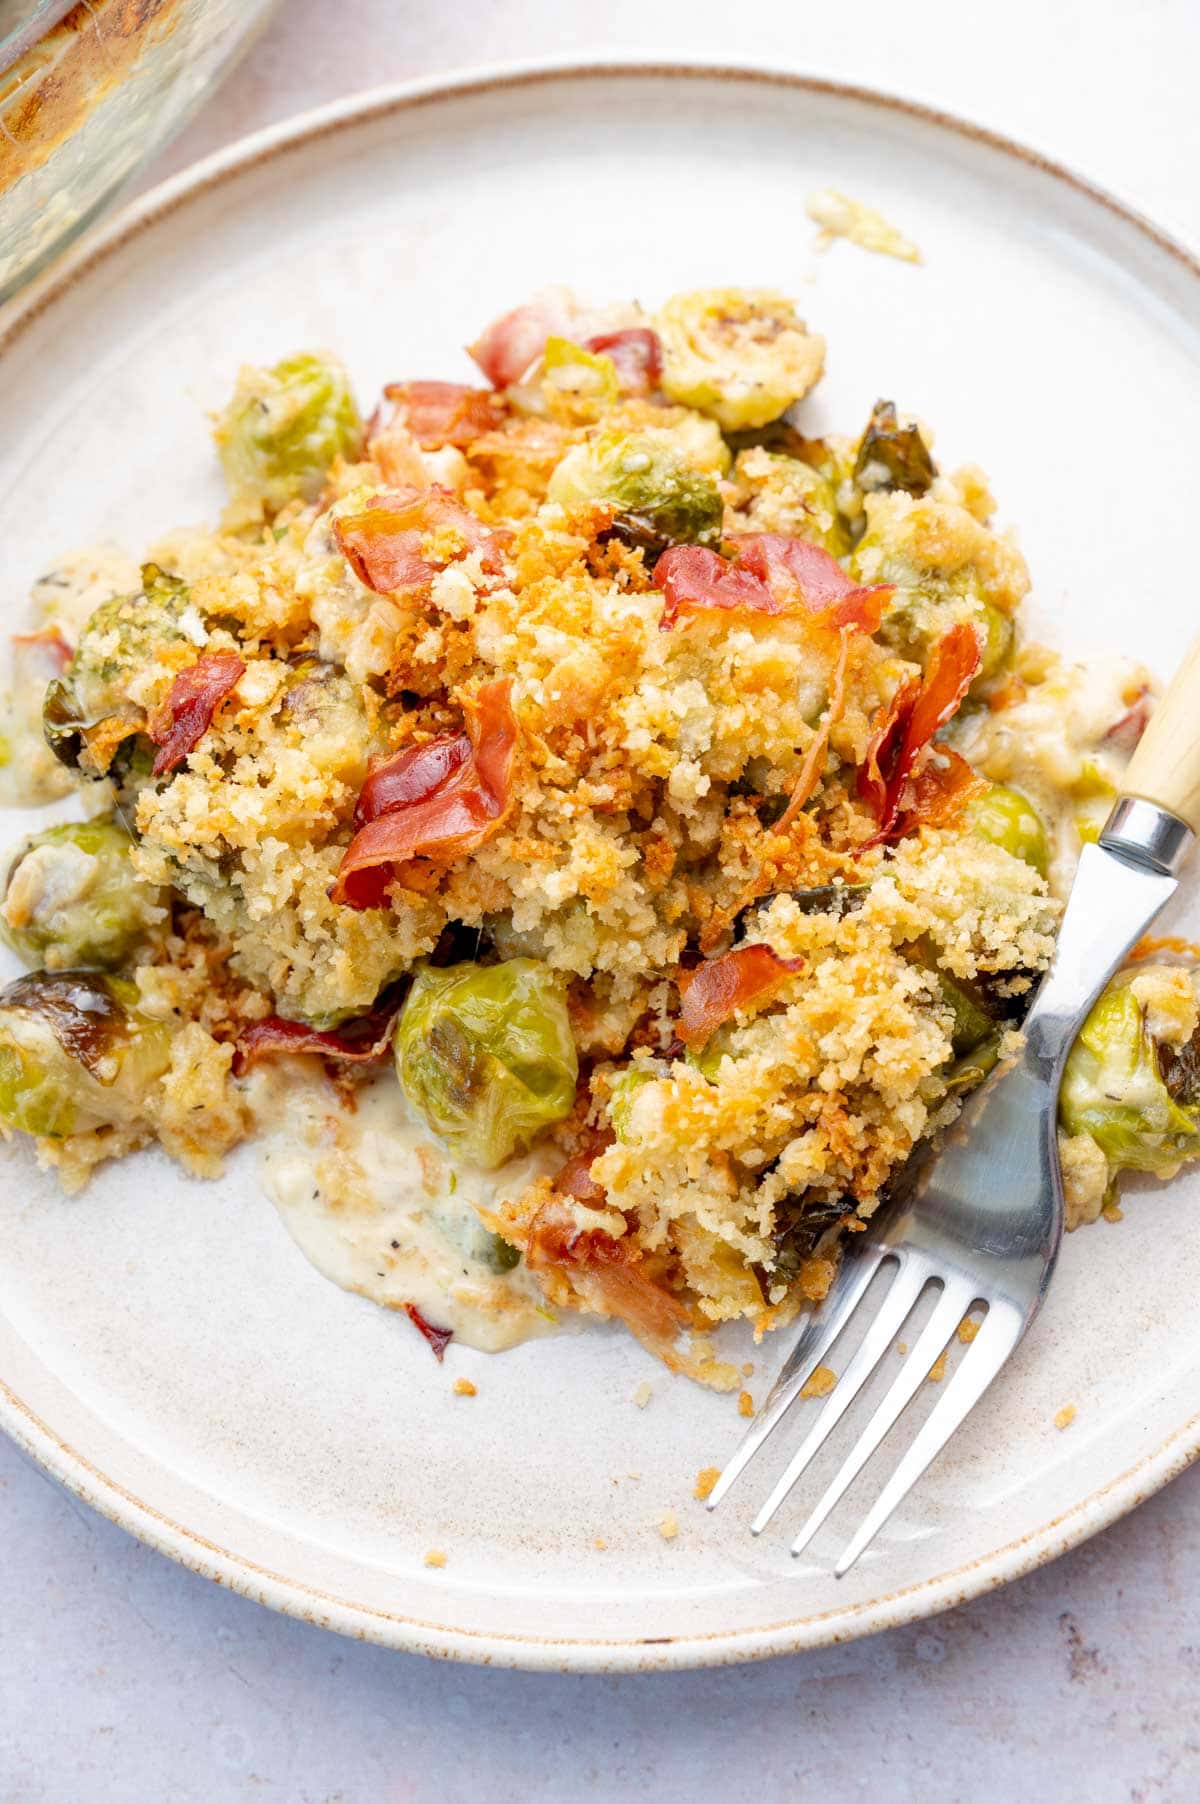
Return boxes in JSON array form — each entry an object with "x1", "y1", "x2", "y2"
[
  {"x1": 526, "y1": 1196, "x2": 689, "y2": 1347},
  {"x1": 734, "y1": 535, "x2": 892, "y2": 633},
  {"x1": 901, "y1": 747, "x2": 987, "y2": 833},
  {"x1": 677, "y1": 944, "x2": 803, "y2": 1049},
  {"x1": 230, "y1": 985, "x2": 407, "y2": 1077},
  {"x1": 552, "y1": 1124, "x2": 614, "y2": 1206},
  {"x1": 405, "y1": 1304, "x2": 453, "y2": 1361},
  {"x1": 582, "y1": 328, "x2": 663, "y2": 394},
  {"x1": 858, "y1": 623, "x2": 982, "y2": 838},
  {"x1": 655, "y1": 546, "x2": 782, "y2": 628},
  {"x1": 334, "y1": 486, "x2": 509, "y2": 596},
  {"x1": 468, "y1": 294, "x2": 574, "y2": 388},
  {"x1": 655, "y1": 539, "x2": 891, "y2": 633},
  {"x1": 148, "y1": 651, "x2": 245, "y2": 777},
  {"x1": 330, "y1": 678, "x2": 518, "y2": 908},
  {"x1": 370, "y1": 381, "x2": 503, "y2": 451}
]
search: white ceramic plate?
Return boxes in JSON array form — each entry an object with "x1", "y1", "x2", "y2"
[{"x1": 2, "y1": 63, "x2": 1200, "y2": 1673}]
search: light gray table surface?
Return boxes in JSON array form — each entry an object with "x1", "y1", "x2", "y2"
[{"x1": 5, "y1": 3, "x2": 1200, "y2": 1798}]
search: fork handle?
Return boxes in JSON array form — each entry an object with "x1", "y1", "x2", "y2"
[{"x1": 1121, "y1": 635, "x2": 1200, "y2": 832}]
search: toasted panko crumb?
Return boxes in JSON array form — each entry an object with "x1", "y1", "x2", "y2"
[
  {"x1": 927, "y1": 1351, "x2": 948, "y2": 1383},
  {"x1": 738, "y1": 1389, "x2": 755, "y2": 1417},
  {"x1": 694, "y1": 1466, "x2": 721, "y2": 1501},
  {"x1": 1055, "y1": 1404, "x2": 1077, "y2": 1431},
  {"x1": 423, "y1": 1549, "x2": 447, "y2": 1568},
  {"x1": 453, "y1": 1378, "x2": 477, "y2": 1397},
  {"x1": 658, "y1": 1511, "x2": 679, "y2": 1540},
  {"x1": 632, "y1": 1380, "x2": 653, "y2": 1409},
  {"x1": 897, "y1": 1342, "x2": 909, "y2": 1356},
  {"x1": 742, "y1": 1362, "x2": 755, "y2": 1377},
  {"x1": 594, "y1": 1537, "x2": 608, "y2": 1551},
  {"x1": 800, "y1": 1365, "x2": 837, "y2": 1399},
  {"x1": 957, "y1": 1317, "x2": 981, "y2": 1345}
]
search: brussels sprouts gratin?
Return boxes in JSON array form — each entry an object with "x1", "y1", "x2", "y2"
[{"x1": 0, "y1": 286, "x2": 1194, "y2": 1384}]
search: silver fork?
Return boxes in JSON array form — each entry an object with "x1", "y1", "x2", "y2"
[{"x1": 707, "y1": 637, "x2": 1200, "y2": 1575}]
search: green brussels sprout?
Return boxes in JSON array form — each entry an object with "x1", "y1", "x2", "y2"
[
  {"x1": 216, "y1": 352, "x2": 363, "y2": 521},
  {"x1": 942, "y1": 1029, "x2": 1003, "y2": 1095},
  {"x1": 654, "y1": 288, "x2": 825, "y2": 431},
  {"x1": 1071, "y1": 760, "x2": 1116, "y2": 846},
  {"x1": 0, "y1": 970, "x2": 172, "y2": 1139},
  {"x1": 1059, "y1": 975, "x2": 1200, "y2": 1176},
  {"x1": 1, "y1": 818, "x2": 166, "y2": 971},
  {"x1": 394, "y1": 958, "x2": 578, "y2": 1170},
  {"x1": 608, "y1": 1065, "x2": 656, "y2": 1140},
  {"x1": 548, "y1": 430, "x2": 724, "y2": 559},
  {"x1": 853, "y1": 400, "x2": 936, "y2": 497},
  {"x1": 908, "y1": 940, "x2": 994, "y2": 1055},
  {"x1": 44, "y1": 565, "x2": 190, "y2": 775},
  {"x1": 538, "y1": 336, "x2": 620, "y2": 422},
  {"x1": 967, "y1": 784, "x2": 1049, "y2": 876},
  {"x1": 971, "y1": 601, "x2": 1014, "y2": 692}
]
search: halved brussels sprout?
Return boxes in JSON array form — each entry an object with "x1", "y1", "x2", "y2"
[
  {"x1": 548, "y1": 430, "x2": 724, "y2": 558},
  {"x1": 538, "y1": 337, "x2": 620, "y2": 423},
  {"x1": 654, "y1": 288, "x2": 825, "y2": 431},
  {"x1": 216, "y1": 352, "x2": 363, "y2": 521},
  {"x1": 44, "y1": 565, "x2": 191, "y2": 776},
  {"x1": 1, "y1": 818, "x2": 166, "y2": 972},
  {"x1": 853, "y1": 400, "x2": 936, "y2": 497},
  {"x1": 967, "y1": 784, "x2": 1048, "y2": 876},
  {"x1": 971, "y1": 602, "x2": 1015, "y2": 693},
  {"x1": 0, "y1": 971, "x2": 172, "y2": 1139},
  {"x1": 1071, "y1": 760, "x2": 1117, "y2": 846},
  {"x1": 393, "y1": 958, "x2": 578, "y2": 1170},
  {"x1": 608, "y1": 1065, "x2": 655, "y2": 1140},
  {"x1": 1059, "y1": 974, "x2": 1200, "y2": 1178}
]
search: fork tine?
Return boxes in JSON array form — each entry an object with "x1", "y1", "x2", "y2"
[
  {"x1": 833, "y1": 1299, "x2": 1025, "y2": 1577},
  {"x1": 704, "y1": 1235, "x2": 892, "y2": 1513},
  {"x1": 789, "y1": 1276, "x2": 977, "y2": 1557},
  {"x1": 750, "y1": 1254, "x2": 934, "y2": 1535}
]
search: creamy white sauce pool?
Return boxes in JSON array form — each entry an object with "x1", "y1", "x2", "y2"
[{"x1": 253, "y1": 1065, "x2": 559, "y2": 1352}]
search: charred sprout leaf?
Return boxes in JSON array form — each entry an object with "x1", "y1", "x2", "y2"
[
  {"x1": 967, "y1": 784, "x2": 1049, "y2": 876},
  {"x1": 654, "y1": 288, "x2": 825, "y2": 431},
  {"x1": 1163, "y1": 1022, "x2": 1200, "y2": 1105},
  {"x1": 1, "y1": 818, "x2": 165, "y2": 972},
  {"x1": 853, "y1": 400, "x2": 936, "y2": 497},
  {"x1": 1060, "y1": 976, "x2": 1200, "y2": 1176},
  {"x1": 0, "y1": 970, "x2": 172, "y2": 1139},
  {"x1": 548, "y1": 431, "x2": 724, "y2": 559},
  {"x1": 394, "y1": 958, "x2": 577, "y2": 1170},
  {"x1": 216, "y1": 351, "x2": 363, "y2": 521},
  {"x1": 790, "y1": 883, "x2": 871, "y2": 918},
  {"x1": 771, "y1": 1195, "x2": 851, "y2": 1280},
  {"x1": 42, "y1": 678, "x2": 87, "y2": 770}
]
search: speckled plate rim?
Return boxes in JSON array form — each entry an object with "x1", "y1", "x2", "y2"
[{"x1": 2, "y1": 58, "x2": 1200, "y2": 1673}]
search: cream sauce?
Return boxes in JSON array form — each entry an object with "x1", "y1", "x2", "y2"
[
  {"x1": 954, "y1": 653, "x2": 1153, "y2": 896},
  {"x1": 254, "y1": 1064, "x2": 559, "y2": 1352},
  {"x1": 805, "y1": 188, "x2": 922, "y2": 264}
]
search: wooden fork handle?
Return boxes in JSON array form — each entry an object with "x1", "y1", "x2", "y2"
[{"x1": 1121, "y1": 635, "x2": 1200, "y2": 832}]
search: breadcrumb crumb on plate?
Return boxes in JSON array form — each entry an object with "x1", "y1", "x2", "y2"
[{"x1": 1055, "y1": 1405, "x2": 1078, "y2": 1431}]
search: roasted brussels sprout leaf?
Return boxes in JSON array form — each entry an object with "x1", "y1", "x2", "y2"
[
  {"x1": 1060, "y1": 976, "x2": 1200, "y2": 1177},
  {"x1": 394, "y1": 958, "x2": 578, "y2": 1169},
  {"x1": 1, "y1": 818, "x2": 165, "y2": 972},
  {"x1": 216, "y1": 351, "x2": 363, "y2": 521},
  {"x1": 539, "y1": 336, "x2": 619, "y2": 422},
  {"x1": 853, "y1": 400, "x2": 936, "y2": 497},
  {"x1": 907, "y1": 941, "x2": 994, "y2": 1056},
  {"x1": 0, "y1": 971, "x2": 172, "y2": 1139},
  {"x1": 770, "y1": 1194, "x2": 850, "y2": 1280},
  {"x1": 967, "y1": 784, "x2": 1049, "y2": 876},
  {"x1": 549, "y1": 431, "x2": 724, "y2": 560},
  {"x1": 608, "y1": 1066, "x2": 655, "y2": 1141},
  {"x1": 942, "y1": 1029, "x2": 1003, "y2": 1095}
]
